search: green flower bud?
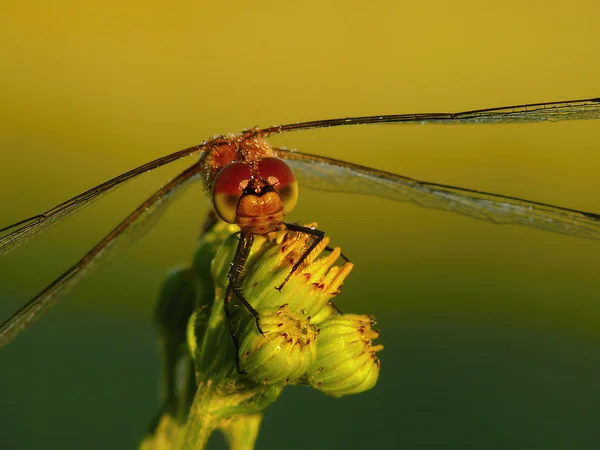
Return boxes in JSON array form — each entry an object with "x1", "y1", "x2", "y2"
[
  {"x1": 212, "y1": 223, "x2": 353, "y2": 326},
  {"x1": 238, "y1": 304, "x2": 319, "y2": 385},
  {"x1": 308, "y1": 314, "x2": 383, "y2": 397},
  {"x1": 146, "y1": 217, "x2": 383, "y2": 449}
]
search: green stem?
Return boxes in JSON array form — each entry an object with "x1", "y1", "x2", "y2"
[
  {"x1": 219, "y1": 414, "x2": 263, "y2": 450},
  {"x1": 180, "y1": 382, "x2": 218, "y2": 450},
  {"x1": 213, "y1": 385, "x2": 282, "y2": 419}
]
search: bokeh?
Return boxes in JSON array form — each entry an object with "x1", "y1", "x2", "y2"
[{"x1": 1, "y1": 1, "x2": 599, "y2": 449}]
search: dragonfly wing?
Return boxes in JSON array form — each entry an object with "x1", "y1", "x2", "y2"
[
  {"x1": 0, "y1": 145, "x2": 204, "y2": 257},
  {"x1": 275, "y1": 148, "x2": 600, "y2": 240},
  {"x1": 0, "y1": 163, "x2": 202, "y2": 347},
  {"x1": 265, "y1": 98, "x2": 600, "y2": 135}
]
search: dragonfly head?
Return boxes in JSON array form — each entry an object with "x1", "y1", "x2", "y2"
[{"x1": 212, "y1": 157, "x2": 298, "y2": 235}]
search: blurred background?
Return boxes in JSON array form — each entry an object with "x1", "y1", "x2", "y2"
[{"x1": 1, "y1": 1, "x2": 599, "y2": 449}]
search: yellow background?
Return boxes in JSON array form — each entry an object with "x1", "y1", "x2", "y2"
[{"x1": 1, "y1": 1, "x2": 599, "y2": 449}]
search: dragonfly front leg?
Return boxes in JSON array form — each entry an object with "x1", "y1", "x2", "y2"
[
  {"x1": 325, "y1": 245, "x2": 350, "y2": 263},
  {"x1": 275, "y1": 223, "x2": 327, "y2": 291},
  {"x1": 224, "y1": 231, "x2": 265, "y2": 372},
  {"x1": 278, "y1": 223, "x2": 348, "y2": 314},
  {"x1": 223, "y1": 284, "x2": 248, "y2": 374}
]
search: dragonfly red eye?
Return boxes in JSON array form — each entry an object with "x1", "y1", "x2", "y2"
[
  {"x1": 212, "y1": 162, "x2": 252, "y2": 223},
  {"x1": 257, "y1": 157, "x2": 298, "y2": 214}
]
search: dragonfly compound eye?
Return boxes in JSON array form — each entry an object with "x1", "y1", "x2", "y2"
[
  {"x1": 212, "y1": 162, "x2": 252, "y2": 223},
  {"x1": 257, "y1": 157, "x2": 298, "y2": 215}
]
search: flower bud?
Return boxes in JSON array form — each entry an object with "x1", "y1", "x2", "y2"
[
  {"x1": 238, "y1": 304, "x2": 319, "y2": 385},
  {"x1": 308, "y1": 314, "x2": 383, "y2": 397},
  {"x1": 231, "y1": 224, "x2": 353, "y2": 324}
]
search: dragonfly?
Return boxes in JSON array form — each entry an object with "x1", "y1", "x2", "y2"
[{"x1": 1, "y1": 96, "x2": 599, "y2": 347}]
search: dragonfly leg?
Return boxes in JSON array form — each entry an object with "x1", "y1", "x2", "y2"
[
  {"x1": 276, "y1": 223, "x2": 326, "y2": 291},
  {"x1": 223, "y1": 231, "x2": 267, "y2": 372},
  {"x1": 324, "y1": 245, "x2": 350, "y2": 263},
  {"x1": 223, "y1": 286, "x2": 247, "y2": 374},
  {"x1": 328, "y1": 299, "x2": 343, "y2": 314},
  {"x1": 230, "y1": 284, "x2": 264, "y2": 335}
]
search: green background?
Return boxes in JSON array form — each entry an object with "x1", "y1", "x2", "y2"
[{"x1": 1, "y1": 1, "x2": 599, "y2": 449}]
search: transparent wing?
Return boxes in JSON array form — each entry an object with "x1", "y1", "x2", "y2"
[
  {"x1": 0, "y1": 145, "x2": 204, "y2": 257},
  {"x1": 263, "y1": 98, "x2": 600, "y2": 135},
  {"x1": 0, "y1": 163, "x2": 202, "y2": 347},
  {"x1": 275, "y1": 149, "x2": 600, "y2": 240}
]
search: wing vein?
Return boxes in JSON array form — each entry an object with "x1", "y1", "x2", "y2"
[
  {"x1": 275, "y1": 148, "x2": 600, "y2": 240},
  {"x1": 0, "y1": 163, "x2": 202, "y2": 347},
  {"x1": 0, "y1": 144, "x2": 204, "y2": 256}
]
